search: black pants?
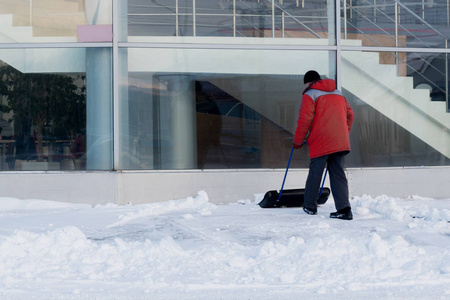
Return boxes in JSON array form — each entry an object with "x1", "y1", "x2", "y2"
[{"x1": 304, "y1": 151, "x2": 350, "y2": 211}]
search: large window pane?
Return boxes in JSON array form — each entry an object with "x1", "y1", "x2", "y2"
[
  {"x1": 0, "y1": 0, "x2": 112, "y2": 44},
  {"x1": 0, "y1": 48, "x2": 113, "y2": 171},
  {"x1": 123, "y1": 0, "x2": 334, "y2": 43},
  {"x1": 341, "y1": 0, "x2": 450, "y2": 48},
  {"x1": 342, "y1": 50, "x2": 450, "y2": 167},
  {"x1": 118, "y1": 48, "x2": 335, "y2": 170}
]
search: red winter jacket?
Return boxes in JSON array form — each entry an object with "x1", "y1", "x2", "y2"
[{"x1": 294, "y1": 79, "x2": 354, "y2": 158}]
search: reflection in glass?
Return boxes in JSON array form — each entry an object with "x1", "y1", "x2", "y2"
[
  {"x1": 120, "y1": 73, "x2": 310, "y2": 170},
  {"x1": 0, "y1": 0, "x2": 112, "y2": 43},
  {"x1": 341, "y1": 0, "x2": 450, "y2": 48},
  {"x1": 0, "y1": 48, "x2": 112, "y2": 171},
  {"x1": 125, "y1": 0, "x2": 331, "y2": 40},
  {"x1": 342, "y1": 50, "x2": 450, "y2": 167},
  {"x1": 119, "y1": 48, "x2": 335, "y2": 170}
]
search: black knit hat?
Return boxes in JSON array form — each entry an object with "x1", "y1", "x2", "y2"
[{"x1": 304, "y1": 70, "x2": 321, "y2": 84}]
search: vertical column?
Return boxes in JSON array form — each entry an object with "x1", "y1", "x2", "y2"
[
  {"x1": 84, "y1": 0, "x2": 113, "y2": 170},
  {"x1": 115, "y1": 0, "x2": 130, "y2": 169},
  {"x1": 86, "y1": 48, "x2": 113, "y2": 170},
  {"x1": 117, "y1": 48, "x2": 130, "y2": 169},
  {"x1": 165, "y1": 75, "x2": 197, "y2": 169}
]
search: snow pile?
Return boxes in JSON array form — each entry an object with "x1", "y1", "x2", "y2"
[
  {"x1": 353, "y1": 194, "x2": 450, "y2": 223},
  {"x1": 107, "y1": 190, "x2": 215, "y2": 227},
  {"x1": 0, "y1": 197, "x2": 91, "y2": 211},
  {"x1": 0, "y1": 191, "x2": 449, "y2": 299},
  {"x1": 352, "y1": 194, "x2": 410, "y2": 221}
]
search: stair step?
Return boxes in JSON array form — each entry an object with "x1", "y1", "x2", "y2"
[{"x1": 0, "y1": 14, "x2": 13, "y2": 27}]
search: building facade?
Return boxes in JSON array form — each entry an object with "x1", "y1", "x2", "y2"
[{"x1": 0, "y1": 0, "x2": 449, "y2": 204}]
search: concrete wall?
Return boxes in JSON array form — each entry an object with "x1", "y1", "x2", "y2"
[
  {"x1": 0, "y1": 171, "x2": 116, "y2": 204},
  {"x1": 0, "y1": 167, "x2": 449, "y2": 205},
  {"x1": 347, "y1": 167, "x2": 450, "y2": 200}
]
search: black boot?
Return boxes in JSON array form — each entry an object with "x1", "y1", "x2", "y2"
[
  {"x1": 303, "y1": 206, "x2": 317, "y2": 215},
  {"x1": 330, "y1": 207, "x2": 353, "y2": 220}
]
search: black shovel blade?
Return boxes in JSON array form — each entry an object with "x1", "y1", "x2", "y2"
[{"x1": 258, "y1": 188, "x2": 330, "y2": 208}]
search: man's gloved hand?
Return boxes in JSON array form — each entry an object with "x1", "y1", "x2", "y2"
[{"x1": 293, "y1": 143, "x2": 302, "y2": 149}]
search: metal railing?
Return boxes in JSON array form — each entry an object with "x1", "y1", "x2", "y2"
[
  {"x1": 128, "y1": 0, "x2": 328, "y2": 38},
  {"x1": 343, "y1": 0, "x2": 449, "y2": 110}
]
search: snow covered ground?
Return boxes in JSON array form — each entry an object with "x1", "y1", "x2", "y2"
[{"x1": 0, "y1": 191, "x2": 449, "y2": 300}]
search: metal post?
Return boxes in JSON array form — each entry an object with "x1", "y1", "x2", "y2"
[
  {"x1": 447, "y1": 0, "x2": 450, "y2": 26},
  {"x1": 193, "y1": 0, "x2": 196, "y2": 36},
  {"x1": 272, "y1": 0, "x2": 275, "y2": 37},
  {"x1": 336, "y1": 0, "x2": 342, "y2": 90},
  {"x1": 350, "y1": 0, "x2": 352, "y2": 19},
  {"x1": 422, "y1": 0, "x2": 425, "y2": 20},
  {"x1": 233, "y1": 0, "x2": 236, "y2": 37},
  {"x1": 395, "y1": 2, "x2": 398, "y2": 47},
  {"x1": 374, "y1": 0, "x2": 376, "y2": 23},
  {"x1": 395, "y1": 1, "x2": 399, "y2": 73},
  {"x1": 282, "y1": 12, "x2": 285, "y2": 38},
  {"x1": 446, "y1": 40, "x2": 449, "y2": 112},
  {"x1": 344, "y1": 0, "x2": 347, "y2": 39},
  {"x1": 176, "y1": 0, "x2": 179, "y2": 36}
]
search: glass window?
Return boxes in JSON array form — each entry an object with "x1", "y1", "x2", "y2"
[
  {"x1": 342, "y1": 50, "x2": 450, "y2": 167},
  {"x1": 0, "y1": 48, "x2": 113, "y2": 171},
  {"x1": 0, "y1": 0, "x2": 112, "y2": 44},
  {"x1": 122, "y1": 0, "x2": 334, "y2": 43},
  {"x1": 341, "y1": 0, "x2": 450, "y2": 49},
  {"x1": 118, "y1": 47, "x2": 335, "y2": 170}
]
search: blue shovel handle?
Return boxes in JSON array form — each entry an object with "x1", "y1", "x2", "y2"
[
  {"x1": 277, "y1": 146, "x2": 295, "y2": 200},
  {"x1": 277, "y1": 145, "x2": 328, "y2": 201}
]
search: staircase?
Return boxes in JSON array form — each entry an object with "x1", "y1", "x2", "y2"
[
  {"x1": 341, "y1": 45, "x2": 450, "y2": 159},
  {"x1": 0, "y1": 13, "x2": 77, "y2": 43},
  {"x1": 0, "y1": 13, "x2": 82, "y2": 73},
  {"x1": 0, "y1": 0, "x2": 84, "y2": 41},
  {"x1": 0, "y1": 1, "x2": 82, "y2": 72}
]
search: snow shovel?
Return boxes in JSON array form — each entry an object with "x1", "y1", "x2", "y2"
[{"x1": 259, "y1": 146, "x2": 330, "y2": 208}]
